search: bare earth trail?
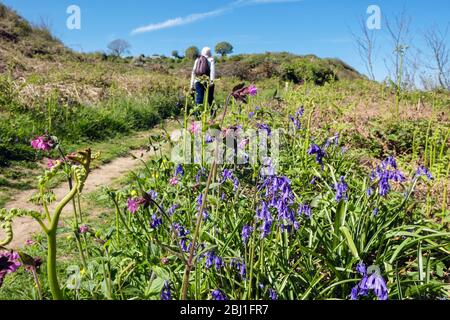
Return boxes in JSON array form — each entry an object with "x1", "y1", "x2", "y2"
[{"x1": 4, "y1": 122, "x2": 181, "y2": 249}]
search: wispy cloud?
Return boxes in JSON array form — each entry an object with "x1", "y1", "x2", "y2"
[{"x1": 131, "y1": 0, "x2": 303, "y2": 35}]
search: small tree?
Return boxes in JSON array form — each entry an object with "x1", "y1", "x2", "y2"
[
  {"x1": 215, "y1": 42, "x2": 233, "y2": 57},
  {"x1": 185, "y1": 46, "x2": 199, "y2": 60},
  {"x1": 107, "y1": 39, "x2": 131, "y2": 57},
  {"x1": 171, "y1": 50, "x2": 181, "y2": 59}
]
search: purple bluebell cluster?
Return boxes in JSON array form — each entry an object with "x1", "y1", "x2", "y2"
[
  {"x1": 205, "y1": 251, "x2": 224, "y2": 270},
  {"x1": 308, "y1": 144, "x2": 326, "y2": 168},
  {"x1": 230, "y1": 258, "x2": 247, "y2": 280},
  {"x1": 196, "y1": 194, "x2": 209, "y2": 221},
  {"x1": 196, "y1": 167, "x2": 207, "y2": 183},
  {"x1": 211, "y1": 289, "x2": 228, "y2": 300},
  {"x1": 350, "y1": 262, "x2": 388, "y2": 300},
  {"x1": 297, "y1": 203, "x2": 312, "y2": 219},
  {"x1": 370, "y1": 156, "x2": 405, "y2": 196},
  {"x1": 221, "y1": 169, "x2": 239, "y2": 191},
  {"x1": 415, "y1": 165, "x2": 433, "y2": 180},
  {"x1": 269, "y1": 288, "x2": 278, "y2": 300},
  {"x1": 172, "y1": 223, "x2": 191, "y2": 252},
  {"x1": 161, "y1": 281, "x2": 172, "y2": 300},
  {"x1": 175, "y1": 164, "x2": 184, "y2": 177},
  {"x1": 241, "y1": 225, "x2": 254, "y2": 244},
  {"x1": 257, "y1": 123, "x2": 272, "y2": 136},
  {"x1": 0, "y1": 251, "x2": 21, "y2": 288},
  {"x1": 289, "y1": 106, "x2": 304, "y2": 130},
  {"x1": 256, "y1": 176, "x2": 299, "y2": 238},
  {"x1": 150, "y1": 214, "x2": 163, "y2": 229},
  {"x1": 335, "y1": 176, "x2": 349, "y2": 202},
  {"x1": 167, "y1": 204, "x2": 180, "y2": 216}
]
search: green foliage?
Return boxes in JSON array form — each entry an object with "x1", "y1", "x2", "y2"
[{"x1": 281, "y1": 58, "x2": 337, "y2": 85}]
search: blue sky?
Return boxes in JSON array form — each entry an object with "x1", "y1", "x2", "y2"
[{"x1": 2, "y1": 0, "x2": 450, "y2": 80}]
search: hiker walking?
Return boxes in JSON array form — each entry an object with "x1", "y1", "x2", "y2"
[{"x1": 190, "y1": 47, "x2": 215, "y2": 106}]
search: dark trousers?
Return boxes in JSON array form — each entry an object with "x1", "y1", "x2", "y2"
[{"x1": 195, "y1": 82, "x2": 215, "y2": 106}]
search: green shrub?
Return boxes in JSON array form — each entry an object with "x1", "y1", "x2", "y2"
[{"x1": 281, "y1": 58, "x2": 337, "y2": 85}]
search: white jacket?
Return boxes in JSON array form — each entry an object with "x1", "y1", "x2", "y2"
[{"x1": 190, "y1": 55, "x2": 215, "y2": 88}]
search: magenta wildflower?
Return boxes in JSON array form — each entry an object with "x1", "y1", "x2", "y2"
[
  {"x1": 189, "y1": 122, "x2": 200, "y2": 134},
  {"x1": 247, "y1": 85, "x2": 258, "y2": 96},
  {"x1": 31, "y1": 134, "x2": 56, "y2": 151},
  {"x1": 127, "y1": 198, "x2": 141, "y2": 214},
  {"x1": 79, "y1": 225, "x2": 89, "y2": 234},
  {"x1": 169, "y1": 177, "x2": 179, "y2": 186},
  {"x1": 0, "y1": 251, "x2": 21, "y2": 288}
]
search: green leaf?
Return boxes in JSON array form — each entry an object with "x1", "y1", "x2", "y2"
[
  {"x1": 333, "y1": 200, "x2": 347, "y2": 249},
  {"x1": 340, "y1": 226, "x2": 359, "y2": 259},
  {"x1": 146, "y1": 277, "x2": 166, "y2": 297}
]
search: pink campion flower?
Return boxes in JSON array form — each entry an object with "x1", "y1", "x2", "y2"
[
  {"x1": 189, "y1": 122, "x2": 201, "y2": 134},
  {"x1": 247, "y1": 85, "x2": 258, "y2": 96},
  {"x1": 25, "y1": 239, "x2": 35, "y2": 246},
  {"x1": 127, "y1": 198, "x2": 142, "y2": 214},
  {"x1": 169, "y1": 177, "x2": 179, "y2": 186},
  {"x1": 79, "y1": 225, "x2": 89, "y2": 234},
  {"x1": 31, "y1": 135, "x2": 55, "y2": 151},
  {"x1": 0, "y1": 251, "x2": 21, "y2": 287}
]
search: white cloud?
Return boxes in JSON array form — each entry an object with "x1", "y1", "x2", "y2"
[
  {"x1": 131, "y1": 0, "x2": 303, "y2": 35},
  {"x1": 131, "y1": 8, "x2": 227, "y2": 35}
]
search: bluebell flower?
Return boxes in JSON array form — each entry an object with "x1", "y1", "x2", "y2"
[
  {"x1": 175, "y1": 164, "x2": 184, "y2": 177},
  {"x1": 196, "y1": 167, "x2": 207, "y2": 183},
  {"x1": 257, "y1": 123, "x2": 272, "y2": 136},
  {"x1": 230, "y1": 259, "x2": 247, "y2": 280},
  {"x1": 150, "y1": 214, "x2": 163, "y2": 229},
  {"x1": 373, "y1": 208, "x2": 379, "y2": 216},
  {"x1": 350, "y1": 262, "x2": 388, "y2": 300},
  {"x1": 289, "y1": 115, "x2": 301, "y2": 130},
  {"x1": 370, "y1": 156, "x2": 405, "y2": 197},
  {"x1": 248, "y1": 111, "x2": 255, "y2": 119},
  {"x1": 295, "y1": 106, "x2": 305, "y2": 118},
  {"x1": 257, "y1": 175, "x2": 299, "y2": 237},
  {"x1": 241, "y1": 225, "x2": 254, "y2": 244},
  {"x1": 221, "y1": 169, "x2": 239, "y2": 191},
  {"x1": 211, "y1": 289, "x2": 227, "y2": 300},
  {"x1": 167, "y1": 204, "x2": 179, "y2": 216},
  {"x1": 335, "y1": 176, "x2": 349, "y2": 202},
  {"x1": 161, "y1": 281, "x2": 171, "y2": 300},
  {"x1": 367, "y1": 273, "x2": 388, "y2": 300},
  {"x1": 308, "y1": 144, "x2": 326, "y2": 168},
  {"x1": 415, "y1": 165, "x2": 433, "y2": 180},
  {"x1": 196, "y1": 194, "x2": 209, "y2": 221},
  {"x1": 172, "y1": 223, "x2": 191, "y2": 252},
  {"x1": 356, "y1": 262, "x2": 366, "y2": 275},
  {"x1": 297, "y1": 204, "x2": 312, "y2": 218},
  {"x1": 269, "y1": 288, "x2": 278, "y2": 300}
]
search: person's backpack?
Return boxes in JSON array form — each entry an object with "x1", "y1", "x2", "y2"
[{"x1": 194, "y1": 56, "x2": 211, "y2": 77}]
